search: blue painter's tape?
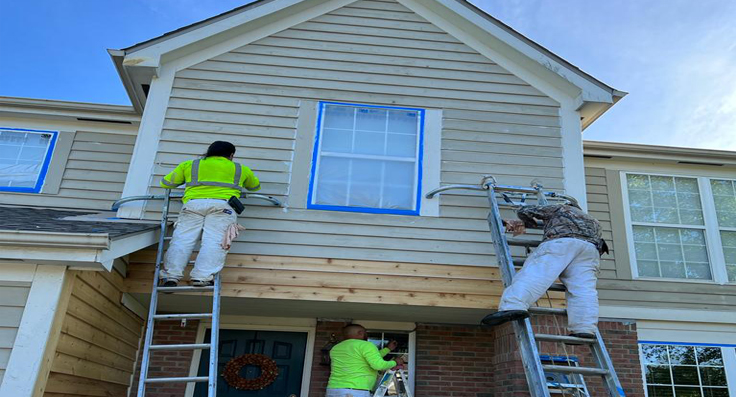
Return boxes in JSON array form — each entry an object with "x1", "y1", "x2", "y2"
[{"x1": 617, "y1": 386, "x2": 626, "y2": 396}]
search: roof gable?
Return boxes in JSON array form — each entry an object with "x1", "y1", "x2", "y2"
[{"x1": 111, "y1": 0, "x2": 624, "y2": 126}]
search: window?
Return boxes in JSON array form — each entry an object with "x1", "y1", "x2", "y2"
[
  {"x1": 367, "y1": 330, "x2": 412, "y2": 396},
  {"x1": 623, "y1": 173, "x2": 736, "y2": 283},
  {"x1": 307, "y1": 102, "x2": 424, "y2": 215},
  {"x1": 0, "y1": 127, "x2": 58, "y2": 193},
  {"x1": 640, "y1": 343, "x2": 731, "y2": 397},
  {"x1": 710, "y1": 180, "x2": 736, "y2": 282}
]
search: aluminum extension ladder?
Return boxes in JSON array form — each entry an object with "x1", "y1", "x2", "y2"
[
  {"x1": 426, "y1": 176, "x2": 626, "y2": 397},
  {"x1": 373, "y1": 368, "x2": 413, "y2": 397},
  {"x1": 111, "y1": 189, "x2": 282, "y2": 397}
]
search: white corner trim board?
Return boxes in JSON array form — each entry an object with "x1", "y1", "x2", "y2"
[
  {"x1": 0, "y1": 266, "x2": 68, "y2": 397},
  {"x1": 117, "y1": 66, "x2": 176, "y2": 219}
]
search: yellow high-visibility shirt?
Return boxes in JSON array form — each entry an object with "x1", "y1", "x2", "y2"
[
  {"x1": 160, "y1": 156, "x2": 260, "y2": 203},
  {"x1": 327, "y1": 339, "x2": 395, "y2": 390}
]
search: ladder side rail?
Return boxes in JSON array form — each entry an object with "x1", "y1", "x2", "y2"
[
  {"x1": 137, "y1": 189, "x2": 173, "y2": 397},
  {"x1": 590, "y1": 331, "x2": 627, "y2": 397},
  {"x1": 399, "y1": 369, "x2": 413, "y2": 397},
  {"x1": 485, "y1": 185, "x2": 550, "y2": 397},
  {"x1": 208, "y1": 273, "x2": 222, "y2": 396}
]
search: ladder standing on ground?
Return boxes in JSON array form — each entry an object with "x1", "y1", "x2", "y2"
[
  {"x1": 426, "y1": 176, "x2": 626, "y2": 397},
  {"x1": 112, "y1": 190, "x2": 281, "y2": 397}
]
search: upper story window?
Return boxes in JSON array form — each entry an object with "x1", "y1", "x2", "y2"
[
  {"x1": 307, "y1": 102, "x2": 424, "y2": 215},
  {"x1": 0, "y1": 127, "x2": 58, "y2": 193},
  {"x1": 624, "y1": 173, "x2": 736, "y2": 283},
  {"x1": 711, "y1": 179, "x2": 736, "y2": 282}
]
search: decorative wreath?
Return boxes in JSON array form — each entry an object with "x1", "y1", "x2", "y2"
[{"x1": 222, "y1": 354, "x2": 279, "y2": 390}]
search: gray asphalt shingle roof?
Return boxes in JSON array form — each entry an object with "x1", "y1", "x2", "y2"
[{"x1": 0, "y1": 206, "x2": 158, "y2": 238}]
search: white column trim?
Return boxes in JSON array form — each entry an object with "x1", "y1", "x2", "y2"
[
  {"x1": 116, "y1": 65, "x2": 176, "y2": 219},
  {"x1": 420, "y1": 109, "x2": 442, "y2": 217},
  {"x1": 0, "y1": 266, "x2": 68, "y2": 397},
  {"x1": 560, "y1": 103, "x2": 588, "y2": 210}
]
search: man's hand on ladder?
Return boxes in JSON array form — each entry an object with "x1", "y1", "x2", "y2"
[{"x1": 503, "y1": 219, "x2": 526, "y2": 236}]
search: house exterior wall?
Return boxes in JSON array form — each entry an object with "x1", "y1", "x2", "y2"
[
  {"x1": 584, "y1": 158, "x2": 736, "y2": 311},
  {"x1": 0, "y1": 112, "x2": 139, "y2": 211},
  {"x1": 42, "y1": 270, "x2": 144, "y2": 397},
  {"x1": 140, "y1": 0, "x2": 564, "y2": 269},
  {"x1": 0, "y1": 283, "x2": 30, "y2": 385}
]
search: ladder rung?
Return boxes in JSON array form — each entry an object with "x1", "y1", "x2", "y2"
[
  {"x1": 163, "y1": 236, "x2": 172, "y2": 240},
  {"x1": 535, "y1": 334, "x2": 595, "y2": 345},
  {"x1": 542, "y1": 365, "x2": 609, "y2": 376},
  {"x1": 145, "y1": 376, "x2": 209, "y2": 384},
  {"x1": 548, "y1": 283, "x2": 566, "y2": 292},
  {"x1": 513, "y1": 258, "x2": 525, "y2": 266},
  {"x1": 153, "y1": 313, "x2": 213, "y2": 320},
  {"x1": 149, "y1": 343, "x2": 211, "y2": 351},
  {"x1": 157, "y1": 286, "x2": 215, "y2": 293},
  {"x1": 529, "y1": 306, "x2": 567, "y2": 315},
  {"x1": 507, "y1": 239, "x2": 541, "y2": 247}
]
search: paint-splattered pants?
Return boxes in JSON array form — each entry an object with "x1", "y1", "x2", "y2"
[
  {"x1": 160, "y1": 199, "x2": 236, "y2": 282},
  {"x1": 499, "y1": 237, "x2": 601, "y2": 334},
  {"x1": 326, "y1": 389, "x2": 371, "y2": 397}
]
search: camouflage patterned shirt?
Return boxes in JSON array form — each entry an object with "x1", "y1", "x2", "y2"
[{"x1": 516, "y1": 204, "x2": 604, "y2": 250}]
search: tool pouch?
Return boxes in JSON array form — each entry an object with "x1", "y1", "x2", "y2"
[{"x1": 228, "y1": 196, "x2": 245, "y2": 214}]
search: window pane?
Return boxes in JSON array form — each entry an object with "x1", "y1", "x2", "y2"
[
  {"x1": 669, "y1": 346, "x2": 696, "y2": 365},
  {"x1": 0, "y1": 130, "x2": 53, "y2": 189},
  {"x1": 648, "y1": 386, "x2": 675, "y2": 397},
  {"x1": 674, "y1": 387, "x2": 701, "y2": 397},
  {"x1": 647, "y1": 365, "x2": 673, "y2": 384},
  {"x1": 627, "y1": 174, "x2": 704, "y2": 226},
  {"x1": 721, "y1": 231, "x2": 736, "y2": 282},
  {"x1": 633, "y1": 226, "x2": 711, "y2": 280},
  {"x1": 700, "y1": 367, "x2": 727, "y2": 387},
  {"x1": 697, "y1": 347, "x2": 724, "y2": 366},
  {"x1": 672, "y1": 366, "x2": 699, "y2": 385},
  {"x1": 703, "y1": 388, "x2": 729, "y2": 397},
  {"x1": 642, "y1": 344, "x2": 670, "y2": 364},
  {"x1": 711, "y1": 179, "x2": 736, "y2": 227},
  {"x1": 313, "y1": 103, "x2": 421, "y2": 213}
]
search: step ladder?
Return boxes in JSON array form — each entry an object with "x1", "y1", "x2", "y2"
[
  {"x1": 373, "y1": 368, "x2": 413, "y2": 397},
  {"x1": 426, "y1": 176, "x2": 625, "y2": 397}
]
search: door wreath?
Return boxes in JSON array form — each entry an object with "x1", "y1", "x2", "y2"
[{"x1": 222, "y1": 353, "x2": 280, "y2": 390}]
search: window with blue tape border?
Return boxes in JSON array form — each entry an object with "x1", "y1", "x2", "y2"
[
  {"x1": 307, "y1": 101, "x2": 425, "y2": 216},
  {"x1": 0, "y1": 127, "x2": 58, "y2": 193}
]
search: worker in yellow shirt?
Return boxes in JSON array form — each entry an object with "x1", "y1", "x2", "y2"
[
  {"x1": 327, "y1": 324, "x2": 404, "y2": 397},
  {"x1": 158, "y1": 141, "x2": 260, "y2": 287}
]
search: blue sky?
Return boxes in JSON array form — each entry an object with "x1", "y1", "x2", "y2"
[{"x1": 1, "y1": 0, "x2": 735, "y2": 150}]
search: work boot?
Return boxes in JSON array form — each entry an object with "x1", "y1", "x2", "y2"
[
  {"x1": 481, "y1": 310, "x2": 530, "y2": 326},
  {"x1": 158, "y1": 278, "x2": 178, "y2": 287},
  {"x1": 565, "y1": 333, "x2": 596, "y2": 346},
  {"x1": 191, "y1": 279, "x2": 215, "y2": 287}
]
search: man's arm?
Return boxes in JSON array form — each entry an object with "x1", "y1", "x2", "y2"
[
  {"x1": 160, "y1": 163, "x2": 186, "y2": 188},
  {"x1": 242, "y1": 166, "x2": 261, "y2": 192},
  {"x1": 360, "y1": 344, "x2": 396, "y2": 371},
  {"x1": 516, "y1": 204, "x2": 560, "y2": 228}
]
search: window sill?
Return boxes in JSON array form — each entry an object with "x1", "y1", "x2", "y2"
[{"x1": 633, "y1": 276, "x2": 736, "y2": 286}]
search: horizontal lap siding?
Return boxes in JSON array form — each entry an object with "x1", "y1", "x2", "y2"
[
  {"x1": 0, "y1": 130, "x2": 135, "y2": 210},
  {"x1": 151, "y1": 0, "x2": 562, "y2": 267},
  {"x1": 585, "y1": 167, "x2": 617, "y2": 278},
  {"x1": 44, "y1": 271, "x2": 143, "y2": 397},
  {"x1": 0, "y1": 285, "x2": 30, "y2": 385}
]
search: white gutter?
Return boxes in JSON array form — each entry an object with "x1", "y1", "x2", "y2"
[{"x1": 0, "y1": 230, "x2": 110, "y2": 249}]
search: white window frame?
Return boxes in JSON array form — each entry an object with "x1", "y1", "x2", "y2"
[
  {"x1": 638, "y1": 341, "x2": 736, "y2": 397},
  {"x1": 0, "y1": 127, "x2": 58, "y2": 193},
  {"x1": 621, "y1": 171, "x2": 733, "y2": 284},
  {"x1": 365, "y1": 328, "x2": 417, "y2": 394},
  {"x1": 307, "y1": 101, "x2": 425, "y2": 216}
]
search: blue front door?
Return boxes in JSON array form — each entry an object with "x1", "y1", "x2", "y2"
[{"x1": 194, "y1": 329, "x2": 308, "y2": 397}]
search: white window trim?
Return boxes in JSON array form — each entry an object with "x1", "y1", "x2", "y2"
[
  {"x1": 362, "y1": 325, "x2": 417, "y2": 394},
  {"x1": 638, "y1": 341, "x2": 736, "y2": 397},
  {"x1": 621, "y1": 171, "x2": 734, "y2": 285},
  {"x1": 307, "y1": 102, "x2": 426, "y2": 216}
]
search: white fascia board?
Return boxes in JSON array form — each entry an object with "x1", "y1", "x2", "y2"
[
  {"x1": 121, "y1": 0, "x2": 311, "y2": 69},
  {"x1": 0, "y1": 230, "x2": 110, "y2": 249},
  {"x1": 403, "y1": 0, "x2": 614, "y2": 105},
  {"x1": 0, "y1": 230, "x2": 157, "y2": 270},
  {"x1": 0, "y1": 96, "x2": 138, "y2": 121}
]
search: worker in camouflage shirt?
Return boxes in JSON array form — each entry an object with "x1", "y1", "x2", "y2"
[{"x1": 482, "y1": 202, "x2": 608, "y2": 341}]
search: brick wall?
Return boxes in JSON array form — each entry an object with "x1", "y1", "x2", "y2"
[
  {"x1": 129, "y1": 318, "x2": 644, "y2": 397},
  {"x1": 130, "y1": 319, "x2": 200, "y2": 397}
]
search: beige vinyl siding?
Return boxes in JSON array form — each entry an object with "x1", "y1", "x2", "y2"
[
  {"x1": 148, "y1": 0, "x2": 562, "y2": 266},
  {"x1": 0, "y1": 285, "x2": 30, "y2": 385},
  {"x1": 44, "y1": 270, "x2": 143, "y2": 397},
  {"x1": 584, "y1": 162, "x2": 736, "y2": 311},
  {"x1": 0, "y1": 127, "x2": 136, "y2": 211}
]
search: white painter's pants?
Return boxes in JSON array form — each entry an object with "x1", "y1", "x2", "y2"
[
  {"x1": 326, "y1": 389, "x2": 370, "y2": 397},
  {"x1": 499, "y1": 237, "x2": 601, "y2": 334},
  {"x1": 160, "y1": 199, "x2": 237, "y2": 282}
]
